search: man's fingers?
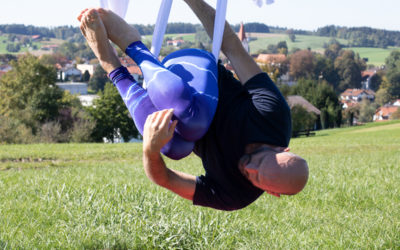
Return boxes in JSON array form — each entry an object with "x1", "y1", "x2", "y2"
[
  {"x1": 160, "y1": 109, "x2": 174, "y2": 129},
  {"x1": 169, "y1": 120, "x2": 178, "y2": 135}
]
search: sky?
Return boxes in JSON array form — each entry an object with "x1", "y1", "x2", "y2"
[{"x1": 0, "y1": 0, "x2": 399, "y2": 31}]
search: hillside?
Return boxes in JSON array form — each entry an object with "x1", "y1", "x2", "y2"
[
  {"x1": 1, "y1": 32, "x2": 398, "y2": 66},
  {"x1": 1, "y1": 120, "x2": 399, "y2": 248}
]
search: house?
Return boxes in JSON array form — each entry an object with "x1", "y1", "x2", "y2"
[
  {"x1": 287, "y1": 95, "x2": 321, "y2": 116},
  {"x1": 77, "y1": 64, "x2": 97, "y2": 76},
  {"x1": 59, "y1": 67, "x2": 82, "y2": 81},
  {"x1": 56, "y1": 82, "x2": 88, "y2": 95},
  {"x1": 78, "y1": 94, "x2": 99, "y2": 107},
  {"x1": 166, "y1": 39, "x2": 185, "y2": 47},
  {"x1": 287, "y1": 95, "x2": 321, "y2": 132},
  {"x1": 373, "y1": 106, "x2": 399, "y2": 121},
  {"x1": 341, "y1": 100, "x2": 359, "y2": 109},
  {"x1": 31, "y1": 35, "x2": 41, "y2": 41},
  {"x1": 340, "y1": 88, "x2": 375, "y2": 105},
  {"x1": 120, "y1": 56, "x2": 143, "y2": 83},
  {"x1": 238, "y1": 22, "x2": 249, "y2": 53},
  {"x1": 256, "y1": 54, "x2": 287, "y2": 66},
  {"x1": 392, "y1": 99, "x2": 400, "y2": 107},
  {"x1": 361, "y1": 70, "x2": 376, "y2": 89}
]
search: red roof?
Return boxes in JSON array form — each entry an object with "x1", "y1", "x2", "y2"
[
  {"x1": 375, "y1": 106, "x2": 399, "y2": 117},
  {"x1": 341, "y1": 88, "x2": 375, "y2": 97},
  {"x1": 0, "y1": 71, "x2": 6, "y2": 78},
  {"x1": 256, "y1": 54, "x2": 286, "y2": 64},
  {"x1": 361, "y1": 70, "x2": 375, "y2": 78},
  {"x1": 120, "y1": 57, "x2": 136, "y2": 66},
  {"x1": 127, "y1": 65, "x2": 142, "y2": 76}
]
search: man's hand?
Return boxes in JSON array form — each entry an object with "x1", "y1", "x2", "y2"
[
  {"x1": 142, "y1": 109, "x2": 196, "y2": 201},
  {"x1": 143, "y1": 109, "x2": 178, "y2": 155}
]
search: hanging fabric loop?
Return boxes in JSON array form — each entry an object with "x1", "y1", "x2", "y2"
[
  {"x1": 151, "y1": 0, "x2": 173, "y2": 57},
  {"x1": 151, "y1": 0, "x2": 228, "y2": 62}
]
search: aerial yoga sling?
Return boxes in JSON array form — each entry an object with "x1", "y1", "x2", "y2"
[{"x1": 100, "y1": 0, "x2": 228, "y2": 159}]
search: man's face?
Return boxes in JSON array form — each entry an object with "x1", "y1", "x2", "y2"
[{"x1": 238, "y1": 147, "x2": 283, "y2": 197}]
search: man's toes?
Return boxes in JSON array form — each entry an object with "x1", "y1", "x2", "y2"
[
  {"x1": 87, "y1": 9, "x2": 99, "y2": 20},
  {"x1": 77, "y1": 8, "x2": 89, "y2": 21}
]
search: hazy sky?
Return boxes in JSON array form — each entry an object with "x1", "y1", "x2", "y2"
[{"x1": 0, "y1": 0, "x2": 399, "y2": 31}]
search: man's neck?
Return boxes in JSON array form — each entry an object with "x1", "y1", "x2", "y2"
[{"x1": 245, "y1": 143, "x2": 287, "y2": 154}]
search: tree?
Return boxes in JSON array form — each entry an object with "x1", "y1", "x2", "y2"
[
  {"x1": 0, "y1": 54, "x2": 64, "y2": 133},
  {"x1": 291, "y1": 105, "x2": 317, "y2": 133},
  {"x1": 88, "y1": 83, "x2": 138, "y2": 142},
  {"x1": 375, "y1": 87, "x2": 391, "y2": 107},
  {"x1": 334, "y1": 50, "x2": 366, "y2": 92},
  {"x1": 290, "y1": 79, "x2": 342, "y2": 128},
  {"x1": 358, "y1": 98, "x2": 377, "y2": 123},
  {"x1": 82, "y1": 70, "x2": 90, "y2": 82},
  {"x1": 89, "y1": 66, "x2": 109, "y2": 92},
  {"x1": 391, "y1": 107, "x2": 400, "y2": 120},
  {"x1": 385, "y1": 50, "x2": 400, "y2": 98},
  {"x1": 314, "y1": 54, "x2": 339, "y2": 87},
  {"x1": 289, "y1": 50, "x2": 315, "y2": 79}
]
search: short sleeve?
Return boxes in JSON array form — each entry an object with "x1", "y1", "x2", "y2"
[{"x1": 193, "y1": 176, "x2": 246, "y2": 211}]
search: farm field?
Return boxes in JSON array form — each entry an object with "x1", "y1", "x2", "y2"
[
  {"x1": 0, "y1": 121, "x2": 399, "y2": 248},
  {"x1": 0, "y1": 35, "x2": 42, "y2": 55}
]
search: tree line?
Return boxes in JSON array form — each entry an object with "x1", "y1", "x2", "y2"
[
  {"x1": 316, "y1": 25, "x2": 400, "y2": 48},
  {"x1": 2, "y1": 23, "x2": 400, "y2": 49}
]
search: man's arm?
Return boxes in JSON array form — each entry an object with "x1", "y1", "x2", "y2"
[
  {"x1": 142, "y1": 109, "x2": 196, "y2": 201},
  {"x1": 183, "y1": 0, "x2": 262, "y2": 84}
]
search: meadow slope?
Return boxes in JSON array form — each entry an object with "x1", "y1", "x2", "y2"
[{"x1": 0, "y1": 121, "x2": 399, "y2": 248}]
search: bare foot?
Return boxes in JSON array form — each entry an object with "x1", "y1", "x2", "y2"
[
  {"x1": 79, "y1": 9, "x2": 121, "y2": 74},
  {"x1": 97, "y1": 8, "x2": 141, "y2": 52}
]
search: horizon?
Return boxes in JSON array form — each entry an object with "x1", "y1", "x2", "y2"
[{"x1": 0, "y1": 0, "x2": 399, "y2": 32}]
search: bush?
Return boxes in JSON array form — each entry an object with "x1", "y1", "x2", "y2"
[
  {"x1": 0, "y1": 116, "x2": 35, "y2": 144},
  {"x1": 291, "y1": 104, "x2": 317, "y2": 133},
  {"x1": 38, "y1": 121, "x2": 63, "y2": 143}
]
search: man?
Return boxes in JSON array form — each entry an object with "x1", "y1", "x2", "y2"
[{"x1": 78, "y1": 0, "x2": 308, "y2": 211}]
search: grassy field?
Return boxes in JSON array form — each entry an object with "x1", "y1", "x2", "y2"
[
  {"x1": 0, "y1": 35, "x2": 43, "y2": 55},
  {"x1": 1, "y1": 121, "x2": 399, "y2": 248}
]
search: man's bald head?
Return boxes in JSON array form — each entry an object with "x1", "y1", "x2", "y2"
[{"x1": 239, "y1": 147, "x2": 309, "y2": 196}]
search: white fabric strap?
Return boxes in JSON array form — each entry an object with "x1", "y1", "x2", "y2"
[
  {"x1": 212, "y1": 0, "x2": 227, "y2": 61},
  {"x1": 151, "y1": 0, "x2": 228, "y2": 62},
  {"x1": 151, "y1": 0, "x2": 173, "y2": 57},
  {"x1": 100, "y1": 0, "x2": 130, "y2": 19}
]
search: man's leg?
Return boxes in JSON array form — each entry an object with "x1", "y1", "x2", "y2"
[
  {"x1": 95, "y1": 8, "x2": 217, "y2": 142},
  {"x1": 79, "y1": 9, "x2": 194, "y2": 159}
]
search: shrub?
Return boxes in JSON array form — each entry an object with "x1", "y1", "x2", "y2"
[{"x1": 0, "y1": 116, "x2": 35, "y2": 144}]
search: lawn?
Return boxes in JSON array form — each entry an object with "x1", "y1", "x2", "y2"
[
  {"x1": 248, "y1": 34, "x2": 400, "y2": 66},
  {"x1": 0, "y1": 121, "x2": 399, "y2": 248}
]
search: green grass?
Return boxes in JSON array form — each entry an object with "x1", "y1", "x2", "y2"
[
  {"x1": 1, "y1": 121, "x2": 400, "y2": 248},
  {"x1": 0, "y1": 35, "x2": 42, "y2": 55},
  {"x1": 248, "y1": 34, "x2": 400, "y2": 66},
  {"x1": 347, "y1": 47, "x2": 399, "y2": 66}
]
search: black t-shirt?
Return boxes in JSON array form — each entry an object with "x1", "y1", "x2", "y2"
[{"x1": 193, "y1": 64, "x2": 291, "y2": 211}]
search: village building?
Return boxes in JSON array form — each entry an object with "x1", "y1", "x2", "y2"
[
  {"x1": 77, "y1": 64, "x2": 97, "y2": 76},
  {"x1": 166, "y1": 39, "x2": 185, "y2": 47},
  {"x1": 373, "y1": 106, "x2": 399, "y2": 121},
  {"x1": 361, "y1": 70, "x2": 376, "y2": 90},
  {"x1": 340, "y1": 88, "x2": 375, "y2": 109},
  {"x1": 238, "y1": 22, "x2": 249, "y2": 53},
  {"x1": 392, "y1": 99, "x2": 400, "y2": 106},
  {"x1": 56, "y1": 82, "x2": 88, "y2": 95}
]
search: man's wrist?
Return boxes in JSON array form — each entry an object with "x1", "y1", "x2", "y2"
[{"x1": 143, "y1": 147, "x2": 161, "y2": 158}]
